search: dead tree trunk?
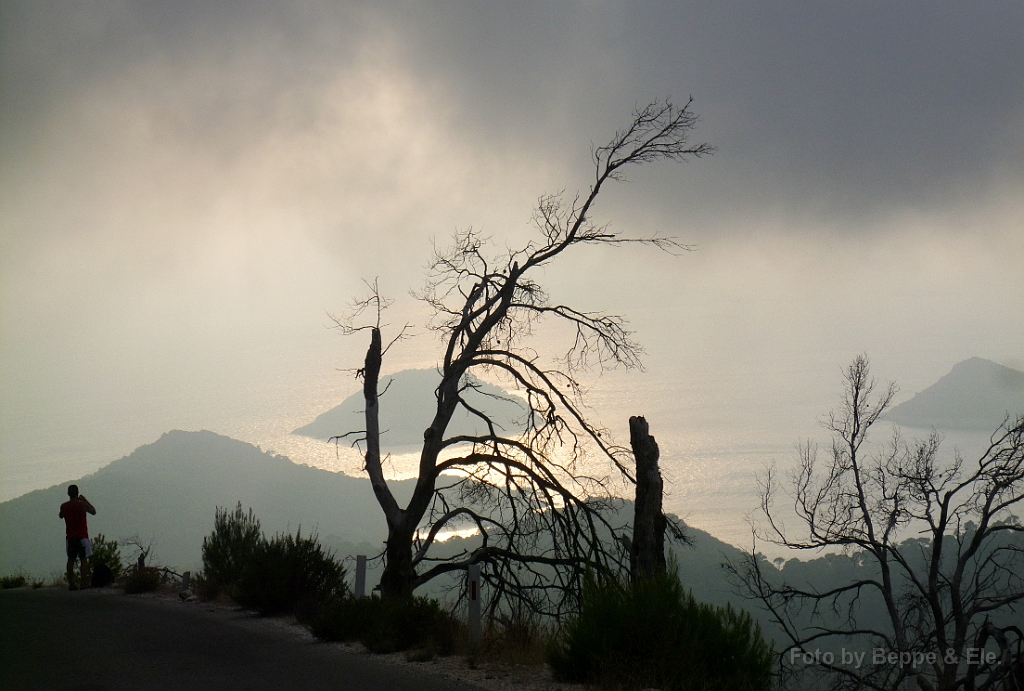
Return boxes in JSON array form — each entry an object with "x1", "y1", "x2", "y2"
[
  {"x1": 335, "y1": 102, "x2": 711, "y2": 609},
  {"x1": 629, "y1": 415, "x2": 666, "y2": 583},
  {"x1": 361, "y1": 328, "x2": 418, "y2": 599}
]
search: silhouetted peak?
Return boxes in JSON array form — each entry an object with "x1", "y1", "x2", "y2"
[{"x1": 885, "y1": 358, "x2": 1024, "y2": 430}]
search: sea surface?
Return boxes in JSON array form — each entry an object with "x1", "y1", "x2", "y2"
[{"x1": 0, "y1": 356, "x2": 999, "y2": 557}]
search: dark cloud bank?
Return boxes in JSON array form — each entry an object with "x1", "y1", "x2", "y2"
[{"x1": 3, "y1": 0, "x2": 1022, "y2": 225}]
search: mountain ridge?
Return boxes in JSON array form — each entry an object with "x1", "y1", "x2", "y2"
[
  {"x1": 292, "y1": 369, "x2": 527, "y2": 447},
  {"x1": 0, "y1": 429, "x2": 749, "y2": 613},
  {"x1": 0, "y1": 430, "x2": 408, "y2": 577},
  {"x1": 885, "y1": 357, "x2": 1024, "y2": 430}
]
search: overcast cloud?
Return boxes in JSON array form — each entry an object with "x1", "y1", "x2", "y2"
[{"x1": 2, "y1": 0, "x2": 1022, "y2": 506}]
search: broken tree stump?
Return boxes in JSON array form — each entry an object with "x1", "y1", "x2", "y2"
[{"x1": 629, "y1": 415, "x2": 667, "y2": 583}]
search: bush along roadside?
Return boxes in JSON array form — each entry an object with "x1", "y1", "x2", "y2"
[
  {"x1": 199, "y1": 503, "x2": 462, "y2": 657},
  {"x1": 200, "y1": 503, "x2": 262, "y2": 599},
  {"x1": 89, "y1": 533, "x2": 124, "y2": 586},
  {"x1": 235, "y1": 529, "x2": 348, "y2": 617},
  {"x1": 547, "y1": 571, "x2": 774, "y2": 691},
  {"x1": 123, "y1": 566, "x2": 164, "y2": 594},
  {"x1": 309, "y1": 594, "x2": 459, "y2": 656},
  {"x1": 200, "y1": 503, "x2": 348, "y2": 616},
  {"x1": 1, "y1": 574, "x2": 28, "y2": 589},
  {"x1": 199, "y1": 503, "x2": 773, "y2": 679}
]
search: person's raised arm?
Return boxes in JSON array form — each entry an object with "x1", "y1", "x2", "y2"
[{"x1": 80, "y1": 496, "x2": 96, "y2": 515}]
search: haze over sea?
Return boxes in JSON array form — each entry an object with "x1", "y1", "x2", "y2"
[{"x1": 1, "y1": 343, "x2": 999, "y2": 554}]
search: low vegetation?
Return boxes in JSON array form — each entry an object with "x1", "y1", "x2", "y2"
[
  {"x1": 200, "y1": 503, "x2": 262, "y2": 595},
  {"x1": 201, "y1": 503, "x2": 347, "y2": 616},
  {"x1": 0, "y1": 573, "x2": 58, "y2": 589},
  {"x1": 89, "y1": 533, "x2": 166, "y2": 592},
  {"x1": 200, "y1": 503, "x2": 458, "y2": 656},
  {"x1": 89, "y1": 533, "x2": 124, "y2": 581},
  {"x1": 123, "y1": 566, "x2": 163, "y2": 594},
  {"x1": 479, "y1": 607, "x2": 550, "y2": 667},
  {"x1": 1, "y1": 573, "x2": 29, "y2": 589},
  {"x1": 309, "y1": 594, "x2": 458, "y2": 656},
  {"x1": 199, "y1": 503, "x2": 776, "y2": 685},
  {"x1": 547, "y1": 571, "x2": 774, "y2": 691}
]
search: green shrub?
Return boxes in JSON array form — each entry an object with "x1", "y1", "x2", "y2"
[
  {"x1": 124, "y1": 566, "x2": 162, "y2": 594},
  {"x1": 309, "y1": 595, "x2": 456, "y2": 655},
  {"x1": 310, "y1": 594, "x2": 380, "y2": 642},
  {"x1": 482, "y1": 608, "x2": 550, "y2": 666},
  {"x1": 191, "y1": 570, "x2": 217, "y2": 600},
  {"x1": 362, "y1": 596, "x2": 454, "y2": 655},
  {"x1": 201, "y1": 504, "x2": 347, "y2": 616},
  {"x1": 234, "y1": 529, "x2": 348, "y2": 616},
  {"x1": 547, "y1": 572, "x2": 774, "y2": 691},
  {"x1": 90, "y1": 534, "x2": 124, "y2": 580},
  {"x1": 1, "y1": 574, "x2": 28, "y2": 589},
  {"x1": 202, "y1": 503, "x2": 262, "y2": 594}
]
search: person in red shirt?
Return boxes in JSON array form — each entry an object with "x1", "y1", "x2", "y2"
[{"x1": 59, "y1": 485, "x2": 96, "y2": 590}]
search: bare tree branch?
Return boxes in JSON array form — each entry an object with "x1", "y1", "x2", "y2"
[
  {"x1": 731, "y1": 355, "x2": 1024, "y2": 691},
  {"x1": 331, "y1": 99, "x2": 709, "y2": 615}
]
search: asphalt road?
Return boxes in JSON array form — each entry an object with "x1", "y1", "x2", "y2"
[{"x1": 0, "y1": 588, "x2": 482, "y2": 691}]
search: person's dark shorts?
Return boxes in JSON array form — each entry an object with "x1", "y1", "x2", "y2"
[{"x1": 66, "y1": 537, "x2": 86, "y2": 561}]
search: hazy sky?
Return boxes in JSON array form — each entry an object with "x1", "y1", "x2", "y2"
[{"x1": 2, "y1": 1, "x2": 1023, "y2": 505}]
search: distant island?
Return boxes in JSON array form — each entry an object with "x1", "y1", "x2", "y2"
[
  {"x1": 291, "y1": 369, "x2": 528, "y2": 448},
  {"x1": 884, "y1": 357, "x2": 1024, "y2": 430}
]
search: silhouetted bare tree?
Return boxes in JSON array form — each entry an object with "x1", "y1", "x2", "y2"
[
  {"x1": 730, "y1": 355, "x2": 1024, "y2": 691},
  {"x1": 335, "y1": 100, "x2": 711, "y2": 614}
]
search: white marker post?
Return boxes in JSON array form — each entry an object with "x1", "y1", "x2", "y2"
[
  {"x1": 467, "y1": 564, "x2": 482, "y2": 648},
  {"x1": 355, "y1": 555, "x2": 367, "y2": 599}
]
